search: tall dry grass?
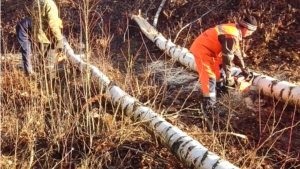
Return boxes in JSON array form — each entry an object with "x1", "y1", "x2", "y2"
[{"x1": 1, "y1": 0, "x2": 300, "y2": 169}]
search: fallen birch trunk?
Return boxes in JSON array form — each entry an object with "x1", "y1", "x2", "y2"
[
  {"x1": 62, "y1": 37, "x2": 239, "y2": 169},
  {"x1": 131, "y1": 14, "x2": 300, "y2": 108}
]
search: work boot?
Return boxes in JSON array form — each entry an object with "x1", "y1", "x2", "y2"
[
  {"x1": 216, "y1": 82, "x2": 228, "y2": 97},
  {"x1": 201, "y1": 102, "x2": 217, "y2": 114},
  {"x1": 201, "y1": 103, "x2": 227, "y2": 117},
  {"x1": 201, "y1": 97, "x2": 216, "y2": 114},
  {"x1": 201, "y1": 97, "x2": 226, "y2": 117}
]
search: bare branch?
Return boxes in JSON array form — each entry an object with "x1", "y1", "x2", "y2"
[
  {"x1": 153, "y1": 0, "x2": 167, "y2": 28},
  {"x1": 174, "y1": 0, "x2": 229, "y2": 43}
]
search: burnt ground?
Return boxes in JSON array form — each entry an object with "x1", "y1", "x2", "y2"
[{"x1": 1, "y1": 0, "x2": 300, "y2": 168}]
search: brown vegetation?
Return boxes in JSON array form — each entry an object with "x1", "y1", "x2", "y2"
[{"x1": 1, "y1": 0, "x2": 300, "y2": 168}]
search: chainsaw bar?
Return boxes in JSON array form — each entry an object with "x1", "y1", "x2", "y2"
[{"x1": 233, "y1": 72, "x2": 256, "y2": 92}]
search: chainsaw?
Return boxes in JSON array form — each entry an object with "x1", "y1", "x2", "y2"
[
  {"x1": 233, "y1": 72, "x2": 255, "y2": 92},
  {"x1": 55, "y1": 51, "x2": 66, "y2": 63}
]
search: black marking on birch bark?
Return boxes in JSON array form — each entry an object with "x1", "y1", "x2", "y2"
[
  {"x1": 165, "y1": 40, "x2": 168, "y2": 49},
  {"x1": 117, "y1": 95, "x2": 128, "y2": 111},
  {"x1": 132, "y1": 101, "x2": 142, "y2": 112},
  {"x1": 168, "y1": 46, "x2": 175, "y2": 56},
  {"x1": 89, "y1": 67, "x2": 94, "y2": 77},
  {"x1": 131, "y1": 102, "x2": 141, "y2": 118},
  {"x1": 108, "y1": 81, "x2": 116, "y2": 89},
  {"x1": 138, "y1": 111, "x2": 148, "y2": 121},
  {"x1": 178, "y1": 51, "x2": 184, "y2": 58},
  {"x1": 270, "y1": 80, "x2": 278, "y2": 94},
  {"x1": 181, "y1": 139, "x2": 193, "y2": 150},
  {"x1": 184, "y1": 146, "x2": 196, "y2": 159},
  {"x1": 168, "y1": 45, "x2": 175, "y2": 51},
  {"x1": 212, "y1": 159, "x2": 221, "y2": 169},
  {"x1": 288, "y1": 86, "x2": 295, "y2": 98},
  {"x1": 258, "y1": 76, "x2": 266, "y2": 83},
  {"x1": 167, "y1": 133, "x2": 180, "y2": 144},
  {"x1": 163, "y1": 40, "x2": 169, "y2": 50},
  {"x1": 183, "y1": 144, "x2": 195, "y2": 159},
  {"x1": 166, "y1": 43, "x2": 175, "y2": 51},
  {"x1": 187, "y1": 144, "x2": 196, "y2": 151},
  {"x1": 200, "y1": 151, "x2": 209, "y2": 165},
  {"x1": 192, "y1": 156, "x2": 200, "y2": 169},
  {"x1": 171, "y1": 135, "x2": 187, "y2": 144},
  {"x1": 169, "y1": 45, "x2": 176, "y2": 51},
  {"x1": 268, "y1": 84, "x2": 271, "y2": 91},
  {"x1": 132, "y1": 101, "x2": 139, "y2": 107},
  {"x1": 142, "y1": 111, "x2": 157, "y2": 122},
  {"x1": 252, "y1": 75, "x2": 260, "y2": 84},
  {"x1": 154, "y1": 36, "x2": 159, "y2": 45},
  {"x1": 172, "y1": 46, "x2": 177, "y2": 56},
  {"x1": 165, "y1": 126, "x2": 173, "y2": 133},
  {"x1": 179, "y1": 48, "x2": 183, "y2": 57},
  {"x1": 135, "y1": 113, "x2": 141, "y2": 122},
  {"x1": 123, "y1": 103, "x2": 129, "y2": 113},
  {"x1": 154, "y1": 120, "x2": 164, "y2": 128},
  {"x1": 170, "y1": 138, "x2": 184, "y2": 156},
  {"x1": 111, "y1": 94, "x2": 126, "y2": 110},
  {"x1": 279, "y1": 88, "x2": 285, "y2": 99}
]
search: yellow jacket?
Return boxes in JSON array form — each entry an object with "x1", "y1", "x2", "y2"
[{"x1": 31, "y1": 0, "x2": 63, "y2": 44}]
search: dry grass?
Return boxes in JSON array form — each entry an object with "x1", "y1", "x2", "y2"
[{"x1": 1, "y1": 0, "x2": 300, "y2": 169}]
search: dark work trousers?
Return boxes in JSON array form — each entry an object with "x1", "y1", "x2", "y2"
[
  {"x1": 16, "y1": 17, "x2": 53, "y2": 74},
  {"x1": 16, "y1": 17, "x2": 32, "y2": 74}
]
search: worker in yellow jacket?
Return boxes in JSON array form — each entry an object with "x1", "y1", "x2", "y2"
[
  {"x1": 16, "y1": 0, "x2": 63, "y2": 76},
  {"x1": 190, "y1": 15, "x2": 257, "y2": 114}
]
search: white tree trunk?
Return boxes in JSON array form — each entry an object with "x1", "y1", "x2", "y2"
[
  {"x1": 131, "y1": 14, "x2": 300, "y2": 108},
  {"x1": 62, "y1": 37, "x2": 239, "y2": 169}
]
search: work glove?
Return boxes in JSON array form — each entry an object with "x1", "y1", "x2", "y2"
[
  {"x1": 225, "y1": 77, "x2": 235, "y2": 87},
  {"x1": 55, "y1": 39, "x2": 64, "y2": 53},
  {"x1": 241, "y1": 67, "x2": 250, "y2": 78}
]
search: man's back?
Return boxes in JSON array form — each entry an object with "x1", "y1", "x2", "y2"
[
  {"x1": 190, "y1": 23, "x2": 240, "y2": 57},
  {"x1": 30, "y1": 0, "x2": 62, "y2": 44}
]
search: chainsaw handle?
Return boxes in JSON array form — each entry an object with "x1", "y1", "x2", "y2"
[
  {"x1": 244, "y1": 72, "x2": 254, "y2": 82},
  {"x1": 233, "y1": 71, "x2": 254, "y2": 85}
]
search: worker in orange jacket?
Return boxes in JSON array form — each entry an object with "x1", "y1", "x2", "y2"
[{"x1": 190, "y1": 15, "x2": 257, "y2": 113}]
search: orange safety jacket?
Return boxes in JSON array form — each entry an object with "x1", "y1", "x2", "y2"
[{"x1": 190, "y1": 24, "x2": 245, "y2": 78}]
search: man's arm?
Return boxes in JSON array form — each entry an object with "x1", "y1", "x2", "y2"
[
  {"x1": 218, "y1": 34, "x2": 239, "y2": 78},
  {"x1": 45, "y1": 0, "x2": 62, "y2": 42},
  {"x1": 233, "y1": 48, "x2": 246, "y2": 69}
]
